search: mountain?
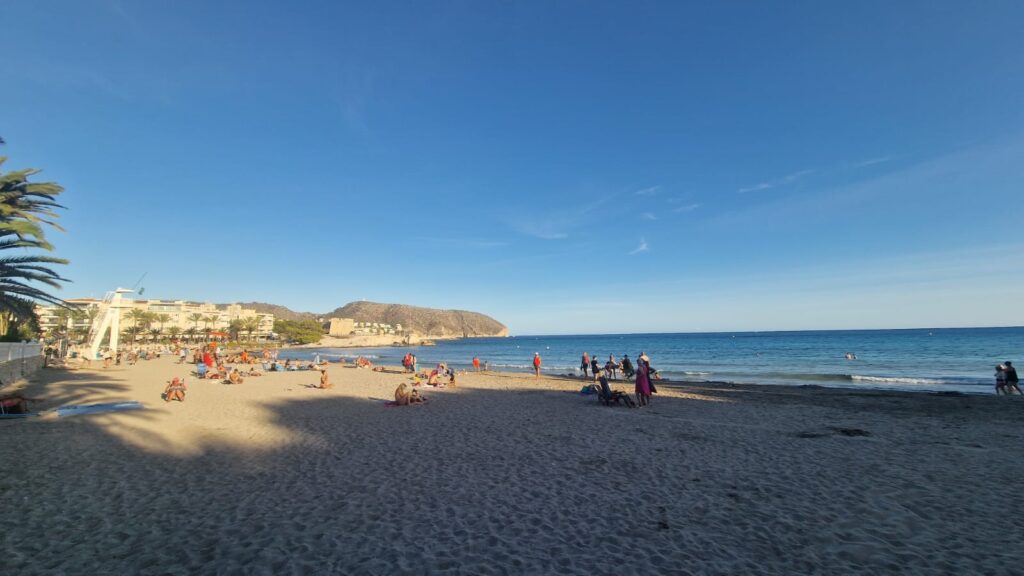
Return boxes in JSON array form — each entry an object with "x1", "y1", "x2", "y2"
[
  {"x1": 219, "y1": 301, "x2": 508, "y2": 337},
  {"x1": 327, "y1": 301, "x2": 508, "y2": 337},
  {"x1": 221, "y1": 302, "x2": 317, "y2": 322}
]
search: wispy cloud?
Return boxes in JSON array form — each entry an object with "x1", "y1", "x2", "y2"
[
  {"x1": 672, "y1": 203, "x2": 700, "y2": 213},
  {"x1": 640, "y1": 212, "x2": 658, "y2": 221},
  {"x1": 416, "y1": 237, "x2": 508, "y2": 249},
  {"x1": 514, "y1": 220, "x2": 569, "y2": 240},
  {"x1": 738, "y1": 169, "x2": 814, "y2": 194},
  {"x1": 628, "y1": 238, "x2": 649, "y2": 255},
  {"x1": 854, "y1": 156, "x2": 891, "y2": 168},
  {"x1": 635, "y1": 185, "x2": 661, "y2": 196}
]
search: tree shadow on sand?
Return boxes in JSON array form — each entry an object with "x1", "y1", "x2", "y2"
[{"x1": 2, "y1": 377, "x2": 1022, "y2": 575}]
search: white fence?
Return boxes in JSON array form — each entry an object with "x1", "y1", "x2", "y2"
[{"x1": 0, "y1": 342, "x2": 43, "y2": 363}]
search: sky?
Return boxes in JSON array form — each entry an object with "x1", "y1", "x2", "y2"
[{"x1": 2, "y1": 0, "x2": 1022, "y2": 334}]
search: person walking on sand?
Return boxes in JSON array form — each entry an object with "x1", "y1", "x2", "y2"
[
  {"x1": 1005, "y1": 361, "x2": 1021, "y2": 395},
  {"x1": 533, "y1": 352, "x2": 542, "y2": 378},
  {"x1": 995, "y1": 364, "x2": 1009, "y2": 395},
  {"x1": 621, "y1": 354, "x2": 635, "y2": 379},
  {"x1": 581, "y1": 352, "x2": 590, "y2": 378}
]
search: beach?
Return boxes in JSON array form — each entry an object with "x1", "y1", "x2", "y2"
[{"x1": 3, "y1": 357, "x2": 1022, "y2": 575}]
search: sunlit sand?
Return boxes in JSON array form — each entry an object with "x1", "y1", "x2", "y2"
[{"x1": 2, "y1": 356, "x2": 1021, "y2": 574}]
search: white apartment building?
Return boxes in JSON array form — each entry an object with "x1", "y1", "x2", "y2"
[{"x1": 37, "y1": 298, "x2": 275, "y2": 341}]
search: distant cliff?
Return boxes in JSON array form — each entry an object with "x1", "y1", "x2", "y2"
[
  {"x1": 221, "y1": 302, "x2": 316, "y2": 322},
  {"x1": 219, "y1": 300, "x2": 507, "y2": 338},
  {"x1": 327, "y1": 301, "x2": 508, "y2": 338}
]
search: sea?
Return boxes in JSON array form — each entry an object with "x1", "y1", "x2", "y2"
[{"x1": 282, "y1": 327, "x2": 1024, "y2": 395}]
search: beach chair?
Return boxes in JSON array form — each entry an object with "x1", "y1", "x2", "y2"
[{"x1": 598, "y1": 377, "x2": 635, "y2": 408}]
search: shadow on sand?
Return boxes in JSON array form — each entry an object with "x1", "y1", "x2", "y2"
[{"x1": 2, "y1": 371, "x2": 1022, "y2": 575}]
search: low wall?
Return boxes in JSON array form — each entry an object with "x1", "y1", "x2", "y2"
[
  {"x1": 0, "y1": 342, "x2": 45, "y2": 387},
  {"x1": 0, "y1": 355, "x2": 44, "y2": 387}
]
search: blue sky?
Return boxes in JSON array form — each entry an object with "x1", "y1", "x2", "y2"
[{"x1": 3, "y1": 1, "x2": 1022, "y2": 334}]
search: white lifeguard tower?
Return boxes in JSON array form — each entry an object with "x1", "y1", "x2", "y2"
[{"x1": 85, "y1": 288, "x2": 135, "y2": 360}]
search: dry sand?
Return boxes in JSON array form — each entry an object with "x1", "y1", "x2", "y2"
[{"x1": 2, "y1": 356, "x2": 1022, "y2": 575}]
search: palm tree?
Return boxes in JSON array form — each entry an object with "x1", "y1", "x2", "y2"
[
  {"x1": 167, "y1": 326, "x2": 182, "y2": 341},
  {"x1": 188, "y1": 313, "x2": 203, "y2": 333},
  {"x1": 125, "y1": 309, "x2": 149, "y2": 343},
  {"x1": 202, "y1": 315, "x2": 217, "y2": 342},
  {"x1": 242, "y1": 316, "x2": 261, "y2": 342},
  {"x1": 148, "y1": 328, "x2": 161, "y2": 342},
  {"x1": 52, "y1": 307, "x2": 73, "y2": 338},
  {"x1": 155, "y1": 313, "x2": 171, "y2": 335},
  {"x1": 184, "y1": 327, "x2": 198, "y2": 342},
  {"x1": 0, "y1": 154, "x2": 69, "y2": 335},
  {"x1": 228, "y1": 319, "x2": 244, "y2": 342}
]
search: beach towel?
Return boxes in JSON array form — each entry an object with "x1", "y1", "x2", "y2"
[{"x1": 57, "y1": 401, "x2": 144, "y2": 417}]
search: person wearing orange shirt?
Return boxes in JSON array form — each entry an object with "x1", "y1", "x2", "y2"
[
  {"x1": 472, "y1": 357, "x2": 481, "y2": 371},
  {"x1": 533, "y1": 352, "x2": 541, "y2": 378}
]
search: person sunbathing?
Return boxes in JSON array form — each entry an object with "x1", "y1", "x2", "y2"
[
  {"x1": 163, "y1": 377, "x2": 187, "y2": 402},
  {"x1": 318, "y1": 369, "x2": 333, "y2": 389},
  {"x1": 0, "y1": 394, "x2": 30, "y2": 414},
  {"x1": 427, "y1": 370, "x2": 441, "y2": 386},
  {"x1": 395, "y1": 383, "x2": 426, "y2": 406},
  {"x1": 228, "y1": 369, "x2": 244, "y2": 385},
  {"x1": 247, "y1": 367, "x2": 262, "y2": 377},
  {"x1": 355, "y1": 357, "x2": 373, "y2": 368}
]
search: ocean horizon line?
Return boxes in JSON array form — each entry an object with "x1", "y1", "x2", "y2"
[{"x1": 505, "y1": 325, "x2": 1024, "y2": 338}]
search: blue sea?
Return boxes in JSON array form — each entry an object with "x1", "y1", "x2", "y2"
[{"x1": 283, "y1": 327, "x2": 1024, "y2": 394}]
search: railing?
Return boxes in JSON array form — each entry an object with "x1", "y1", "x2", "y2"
[{"x1": 0, "y1": 342, "x2": 43, "y2": 363}]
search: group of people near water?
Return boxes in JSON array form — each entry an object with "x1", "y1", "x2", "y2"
[
  {"x1": 573, "y1": 351, "x2": 658, "y2": 407},
  {"x1": 995, "y1": 361, "x2": 1021, "y2": 395}
]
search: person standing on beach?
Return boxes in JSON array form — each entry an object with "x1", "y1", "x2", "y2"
[
  {"x1": 1005, "y1": 361, "x2": 1021, "y2": 394},
  {"x1": 590, "y1": 356, "x2": 600, "y2": 382},
  {"x1": 581, "y1": 352, "x2": 590, "y2": 378},
  {"x1": 533, "y1": 352, "x2": 542, "y2": 378},
  {"x1": 635, "y1": 357, "x2": 653, "y2": 406},
  {"x1": 472, "y1": 357, "x2": 481, "y2": 371}
]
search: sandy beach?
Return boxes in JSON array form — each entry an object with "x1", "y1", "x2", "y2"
[{"x1": 2, "y1": 357, "x2": 1022, "y2": 575}]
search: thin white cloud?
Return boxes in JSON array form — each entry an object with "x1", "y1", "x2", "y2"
[
  {"x1": 514, "y1": 220, "x2": 569, "y2": 240},
  {"x1": 628, "y1": 238, "x2": 649, "y2": 255},
  {"x1": 738, "y1": 169, "x2": 814, "y2": 194},
  {"x1": 641, "y1": 212, "x2": 658, "y2": 221},
  {"x1": 635, "y1": 185, "x2": 661, "y2": 196},
  {"x1": 672, "y1": 203, "x2": 700, "y2": 213},
  {"x1": 854, "y1": 156, "x2": 891, "y2": 168}
]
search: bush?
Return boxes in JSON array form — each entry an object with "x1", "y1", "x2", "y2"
[{"x1": 272, "y1": 319, "x2": 323, "y2": 345}]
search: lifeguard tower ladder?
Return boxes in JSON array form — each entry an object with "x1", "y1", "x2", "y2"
[{"x1": 85, "y1": 288, "x2": 134, "y2": 360}]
